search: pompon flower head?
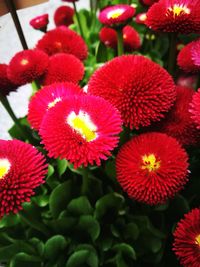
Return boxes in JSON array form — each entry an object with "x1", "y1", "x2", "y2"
[
  {"x1": 99, "y1": 4, "x2": 135, "y2": 27},
  {"x1": 148, "y1": 86, "x2": 200, "y2": 146},
  {"x1": 41, "y1": 53, "x2": 84, "y2": 86},
  {"x1": 54, "y1": 6, "x2": 74, "y2": 27},
  {"x1": 30, "y1": 14, "x2": 49, "y2": 32},
  {"x1": 99, "y1": 27, "x2": 118, "y2": 49},
  {"x1": 39, "y1": 95, "x2": 122, "y2": 168},
  {"x1": 0, "y1": 140, "x2": 47, "y2": 217},
  {"x1": 116, "y1": 132, "x2": 189, "y2": 205},
  {"x1": 135, "y1": 13, "x2": 147, "y2": 25},
  {"x1": 123, "y1": 25, "x2": 141, "y2": 51},
  {"x1": 99, "y1": 26, "x2": 141, "y2": 51},
  {"x1": 173, "y1": 208, "x2": 200, "y2": 267},
  {"x1": 146, "y1": 0, "x2": 200, "y2": 34},
  {"x1": 0, "y1": 64, "x2": 18, "y2": 96},
  {"x1": 36, "y1": 26, "x2": 88, "y2": 61},
  {"x1": 88, "y1": 55, "x2": 176, "y2": 129},
  {"x1": 190, "y1": 89, "x2": 200, "y2": 129},
  {"x1": 7, "y1": 49, "x2": 49, "y2": 86},
  {"x1": 28, "y1": 82, "x2": 83, "y2": 130},
  {"x1": 177, "y1": 39, "x2": 200, "y2": 73}
]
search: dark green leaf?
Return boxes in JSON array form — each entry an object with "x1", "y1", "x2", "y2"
[
  {"x1": 67, "y1": 196, "x2": 93, "y2": 216},
  {"x1": 10, "y1": 252, "x2": 41, "y2": 267},
  {"x1": 49, "y1": 180, "x2": 73, "y2": 218},
  {"x1": 44, "y1": 235, "x2": 68, "y2": 261},
  {"x1": 77, "y1": 215, "x2": 100, "y2": 241}
]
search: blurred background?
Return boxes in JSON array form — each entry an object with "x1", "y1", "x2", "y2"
[{"x1": 0, "y1": 0, "x2": 89, "y2": 139}]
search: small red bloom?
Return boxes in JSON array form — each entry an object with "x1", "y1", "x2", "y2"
[
  {"x1": 30, "y1": 14, "x2": 49, "y2": 32},
  {"x1": 123, "y1": 25, "x2": 141, "y2": 51},
  {"x1": 148, "y1": 86, "x2": 200, "y2": 146},
  {"x1": 190, "y1": 89, "x2": 200, "y2": 129},
  {"x1": 0, "y1": 140, "x2": 47, "y2": 217},
  {"x1": 28, "y1": 82, "x2": 83, "y2": 130},
  {"x1": 36, "y1": 26, "x2": 88, "y2": 61},
  {"x1": 173, "y1": 208, "x2": 200, "y2": 267},
  {"x1": 54, "y1": 6, "x2": 74, "y2": 27},
  {"x1": 116, "y1": 132, "x2": 189, "y2": 205},
  {"x1": 40, "y1": 95, "x2": 122, "y2": 168},
  {"x1": 146, "y1": 0, "x2": 200, "y2": 34},
  {"x1": 135, "y1": 13, "x2": 147, "y2": 24},
  {"x1": 7, "y1": 49, "x2": 49, "y2": 86},
  {"x1": 99, "y1": 4, "x2": 135, "y2": 26},
  {"x1": 0, "y1": 64, "x2": 18, "y2": 96},
  {"x1": 88, "y1": 55, "x2": 176, "y2": 129},
  {"x1": 177, "y1": 40, "x2": 200, "y2": 73},
  {"x1": 41, "y1": 53, "x2": 84, "y2": 86},
  {"x1": 99, "y1": 27, "x2": 117, "y2": 49}
]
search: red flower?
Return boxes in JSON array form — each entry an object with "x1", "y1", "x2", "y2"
[
  {"x1": 36, "y1": 27, "x2": 88, "y2": 61},
  {"x1": 135, "y1": 13, "x2": 147, "y2": 24},
  {"x1": 0, "y1": 64, "x2": 18, "y2": 96},
  {"x1": 41, "y1": 53, "x2": 84, "y2": 86},
  {"x1": 30, "y1": 14, "x2": 49, "y2": 32},
  {"x1": 173, "y1": 208, "x2": 200, "y2": 267},
  {"x1": 189, "y1": 89, "x2": 200, "y2": 129},
  {"x1": 88, "y1": 55, "x2": 176, "y2": 129},
  {"x1": 54, "y1": 6, "x2": 74, "y2": 27},
  {"x1": 40, "y1": 95, "x2": 122, "y2": 168},
  {"x1": 99, "y1": 25, "x2": 141, "y2": 51},
  {"x1": 191, "y1": 39, "x2": 200, "y2": 67},
  {"x1": 146, "y1": 0, "x2": 200, "y2": 33},
  {"x1": 139, "y1": 0, "x2": 159, "y2": 6},
  {"x1": 116, "y1": 132, "x2": 189, "y2": 205},
  {"x1": 7, "y1": 49, "x2": 49, "y2": 86},
  {"x1": 177, "y1": 74, "x2": 198, "y2": 88},
  {"x1": 177, "y1": 40, "x2": 200, "y2": 73},
  {"x1": 148, "y1": 86, "x2": 200, "y2": 146},
  {"x1": 123, "y1": 25, "x2": 141, "y2": 51},
  {"x1": 99, "y1": 27, "x2": 118, "y2": 49},
  {"x1": 99, "y1": 4, "x2": 135, "y2": 26},
  {"x1": 28, "y1": 82, "x2": 83, "y2": 130},
  {"x1": 0, "y1": 140, "x2": 47, "y2": 217}
]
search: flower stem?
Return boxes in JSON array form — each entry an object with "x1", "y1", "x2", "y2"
[
  {"x1": 0, "y1": 93, "x2": 29, "y2": 141},
  {"x1": 31, "y1": 80, "x2": 41, "y2": 94},
  {"x1": 73, "y1": 2, "x2": 84, "y2": 40},
  {"x1": 116, "y1": 28, "x2": 124, "y2": 56},
  {"x1": 81, "y1": 167, "x2": 89, "y2": 195},
  {"x1": 167, "y1": 33, "x2": 177, "y2": 76}
]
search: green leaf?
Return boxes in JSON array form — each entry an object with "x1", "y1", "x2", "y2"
[
  {"x1": 116, "y1": 253, "x2": 129, "y2": 267},
  {"x1": 94, "y1": 193, "x2": 125, "y2": 220},
  {"x1": 67, "y1": 196, "x2": 93, "y2": 216},
  {"x1": 49, "y1": 180, "x2": 73, "y2": 218},
  {"x1": 66, "y1": 246, "x2": 98, "y2": 267},
  {"x1": 0, "y1": 213, "x2": 20, "y2": 228},
  {"x1": 10, "y1": 252, "x2": 41, "y2": 267},
  {"x1": 20, "y1": 203, "x2": 49, "y2": 235},
  {"x1": 44, "y1": 235, "x2": 68, "y2": 262},
  {"x1": 113, "y1": 243, "x2": 136, "y2": 260},
  {"x1": 77, "y1": 215, "x2": 100, "y2": 241},
  {"x1": 56, "y1": 159, "x2": 68, "y2": 177},
  {"x1": 123, "y1": 223, "x2": 140, "y2": 241},
  {"x1": 0, "y1": 241, "x2": 35, "y2": 261},
  {"x1": 105, "y1": 160, "x2": 116, "y2": 180}
]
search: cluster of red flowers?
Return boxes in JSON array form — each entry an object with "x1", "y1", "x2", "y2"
[{"x1": 1, "y1": 1, "x2": 200, "y2": 266}]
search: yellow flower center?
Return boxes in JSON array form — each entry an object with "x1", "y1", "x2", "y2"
[
  {"x1": 107, "y1": 9, "x2": 124, "y2": 19},
  {"x1": 47, "y1": 97, "x2": 61, "y2": 109},
  {"x1": 139, "y1": 13, "x2": 147, "y2": 21},
  {"x1": 195, "y1": 234, "x2": 200, "y2": 246},
  {"x1": 21, "y1": 59, "x2": 29, "y2": 65},
  {"x1": 0, "y1": 159, "x2": 11, "y2": 180},
  {"x1": 141, "y1": 154, "x2": 160, "y2": 172},
  {"x1": 168, "y1": 4, "x2": 190, "y2": 16},
  {"x1": 67, "y1": 111, "x2": 97, "y2": 142}
]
